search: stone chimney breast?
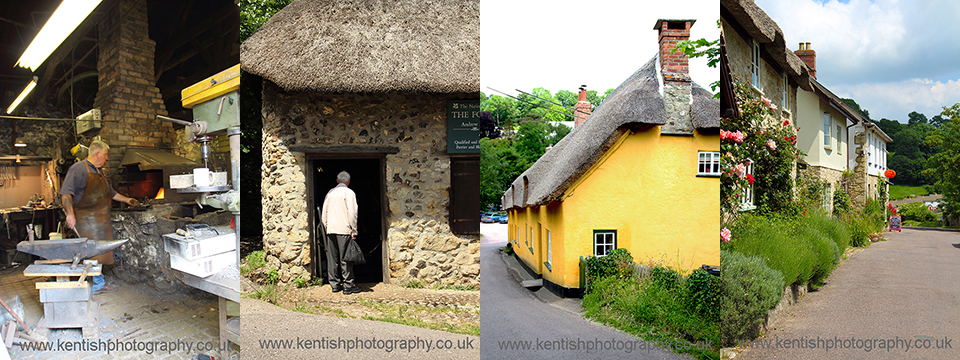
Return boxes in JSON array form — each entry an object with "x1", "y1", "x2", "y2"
[{"x1": 655, "y1": 19, "x2": 695, "y2": 135}]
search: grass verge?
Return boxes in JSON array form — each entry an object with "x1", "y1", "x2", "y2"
[
  {"x1": 889, "y1": 185, "x2": 929, "y2": 201},
  {"x1": 583, "y1": 275, "x2": 719, "y2": 360}
]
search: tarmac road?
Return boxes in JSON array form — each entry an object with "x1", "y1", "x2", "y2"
[
  {"x1": 479, "y1": 223, "x2": 691, "y2": 360},
  {"x1": 737, "y1": 228, "x2": 960, "y2": 360}
]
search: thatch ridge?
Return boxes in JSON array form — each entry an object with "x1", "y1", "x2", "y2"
[{"x1": 241, "y1": 0, "x2": 479, "y2": 93}]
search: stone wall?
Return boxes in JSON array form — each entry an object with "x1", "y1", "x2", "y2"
[
  {"x1": 261, "y1": 81, "x2": 480, "y2": 287},
  {"x1": 800, "y1": 165, "x2": 844, "y2": 213},
  {"x1": 111, "y1": 203, "x2": 231, "y2": 292}
]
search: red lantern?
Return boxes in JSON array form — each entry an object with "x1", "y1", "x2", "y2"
[{"x1": 884, "y1": 169, "x2": 896, "y2": 178}]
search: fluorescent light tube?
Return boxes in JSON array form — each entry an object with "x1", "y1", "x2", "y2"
[
  {"x1": 15, "y1": 0, "x2": 102, "y2": 71},
  {"x1": 6, "y1": 77, "x2": 38, "y2": 114}
]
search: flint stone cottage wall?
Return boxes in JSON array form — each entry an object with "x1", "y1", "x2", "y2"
[{"x1": 261, "y1": 81, "x2": 480, "y2": 287}]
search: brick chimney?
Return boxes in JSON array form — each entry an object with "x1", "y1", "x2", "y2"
[
  {"x1": 573, "y1": 85, "x2": 592, "y2": 128},
  {"x1": 654, "y1": 19, "x2": 695, "y2": 135},
  {"x1": 93, "y1": 0, "x2": 177, "y2": 172},
  {"x1": 795, "y1": 42, "x2": 816, "y2": 79}
]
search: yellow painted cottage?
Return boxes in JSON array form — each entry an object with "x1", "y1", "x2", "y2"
[{"x1": 502, "y1": 19, "x2": 721, "y2": 297}]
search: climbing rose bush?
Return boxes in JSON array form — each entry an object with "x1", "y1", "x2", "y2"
[{"x1": 721, "y1": 80, "x2": 804, "y2": 227}]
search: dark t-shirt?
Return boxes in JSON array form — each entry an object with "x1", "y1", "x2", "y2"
[{"x1": 60, "y1": 160, "x2": 117, "y2": 205}]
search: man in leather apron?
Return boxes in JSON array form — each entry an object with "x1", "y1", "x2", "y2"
[{"x1": 60, "y1": 140, "x2": 138, "y2": 294}]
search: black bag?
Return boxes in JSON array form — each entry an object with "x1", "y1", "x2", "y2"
[{"x1": 344, "y1": 237, "x2": 366, "y2": 264}]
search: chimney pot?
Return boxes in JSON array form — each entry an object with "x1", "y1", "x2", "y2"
[
  {"x1": 795, "y1": 41, "x2": 817, "y2": 79},
  {"x1": 574, "y1": 85, "x2": 592, "y2": 128}
]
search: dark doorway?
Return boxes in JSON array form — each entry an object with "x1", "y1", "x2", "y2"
[{"x1": 313, "y1": 158, "x2": 384, "y2": 283}]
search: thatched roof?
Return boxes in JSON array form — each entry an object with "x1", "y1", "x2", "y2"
[
  {"x1": 721, "y1": 0, "x2": 813, "y2": 91},
  {"x1": 240, "y1": 0, "x2": 479, "y2": 93},
  {"x1": 502, "y1": 56, "x2": 719, "y2": 209}
]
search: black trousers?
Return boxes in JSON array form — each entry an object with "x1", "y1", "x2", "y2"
[{"x1": 325, "y1": 234, "x2": 355, "y2": 289}]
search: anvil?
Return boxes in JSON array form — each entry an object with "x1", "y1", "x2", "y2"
[{"x1": 17, "y1": 238, "x2": 128, "y2": 261}]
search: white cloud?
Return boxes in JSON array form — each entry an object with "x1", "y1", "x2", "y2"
[
  {"x1": 755, "y1": 0, "x2": 960, "y2": 121},
  {"x1": 834, "y1": 78, "x2": 960, "y2": 120},
  {"x1": 481, "y1": 0, "x2": 718, "y2": 97}
]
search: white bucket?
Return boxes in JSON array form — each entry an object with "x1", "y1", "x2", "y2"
[{"x1": 48, "y1": 232, "x2": 63, "y2": 240}]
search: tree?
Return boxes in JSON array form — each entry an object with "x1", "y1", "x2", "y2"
[
  {"x1": 923, "y1": 103, "x2": 960, "y2": 220},
  {"x1": 478, "y1": 111, "x2": 500, "y2": 139},
  {"x1": 841, "y1": 98, "x2": 870, "y2": 120},
  {"x1": 875, "y1": 118, "x2": 904, "y2": 137},
  {"x1": 908, "y1": 111, "x2": 928, "y2": 125},
  {"x1": 555, "y1": 90, "x2": 577, "y2": 108},
  {"x1": 930, "y1": 115, "x2": 946, "y2": 129}
]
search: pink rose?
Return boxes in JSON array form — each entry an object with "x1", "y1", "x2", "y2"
[
  {"x1": 721, "y1": 228, "x2": 732, "y2": 243},
  {"x1": 767, "y1": 139, "x2": 777, "y2": 150}
]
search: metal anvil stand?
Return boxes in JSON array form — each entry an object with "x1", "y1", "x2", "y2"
[
  {"x1": 16, "y1": 237, "x2": 129, "y2": 340},
  {"x1": 23, "y1": 261, "x2": 102, "y2": 339}
]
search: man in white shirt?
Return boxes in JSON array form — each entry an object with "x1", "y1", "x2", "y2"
[{"x1": 321, "y1": 171, "x2": 359, "y2": 294}]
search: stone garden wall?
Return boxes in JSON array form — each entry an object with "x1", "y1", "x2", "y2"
[{"x1": 261, "y1": 81, "x2": 479, "y2": 287}]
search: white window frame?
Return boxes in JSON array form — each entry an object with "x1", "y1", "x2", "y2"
[
  {"x1": 546, "y1": 231, "x2": 552, "y2": 267},
  {"x1": 782, "y1": 72, "x2": 788, "y2": 109},
  {"x1": 740, "y1": 160, "x2": 755, "y2": 211},
  {"x1": 837, "y1": 125, "x2": 842, "y2": 155},
  {"x1": 751, "y1": 40, "x2": 761, "y2": 90},
  {"x1": 594, "y1": 231, "x2": 616, "y2": 257},
  {"x1": 823, "y1": 113, "x2": 832, "y2": 148},
  {"x1": 698, "y1": 151, "x2": 721, "y2": 176}
]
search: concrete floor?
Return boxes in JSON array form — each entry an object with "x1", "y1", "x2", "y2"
[{"x1": 0, "y1": 263, "x2": 237, "y2": 359}]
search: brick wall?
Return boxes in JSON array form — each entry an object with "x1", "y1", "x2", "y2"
[{"x1": 93, "y1": 0, "x2": 178, "y2": 172}]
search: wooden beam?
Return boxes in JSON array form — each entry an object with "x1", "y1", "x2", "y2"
[{"x1": 36, "y1": 281, "x2": 91, "y2": 289}]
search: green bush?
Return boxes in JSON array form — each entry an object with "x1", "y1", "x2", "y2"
[
  {"x1": 266, "y1": 268, "x2": 279, "y2": 285},
  {"x1": 719, "y1": 251, "x2": 784, "y2": 346},
  {"x1": 584, "y1": 248, "x2": 636, "y2": 289},
  {"x1": 293, "y1": 276, "x2": 308, "y2": 288},
  {"x1": 833, "y1": 187, "x2": 851, "y2": 217},
  {"x1": 685, "y1": 269, "x2": 722, "y2": 321},
  {"x1": 725, "y1": 212, "x2": 846, "y2": 288},
  {"x1": 240, "y1": 250, "x2": 266, "y2": 274},
  {"x1": 899, "y1": 202, "x2": 936, "y2": 222},
  {"x1": 583, "y1": 271, "x2": 721, "y2": 359},
  {"x1": 650, "y1": 266, "x2": 681, "y2": 290},
  {"x1": 845, "y1": 216, "x2": 871, "y2": 247}
]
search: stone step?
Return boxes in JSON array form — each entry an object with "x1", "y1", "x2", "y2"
[{"x1": 521, "y1": 279, "x2": 542, "y2": 288}]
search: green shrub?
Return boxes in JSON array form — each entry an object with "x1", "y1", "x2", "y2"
[
  {"x1": 727, "y1": 213, "x2": 812, "y2": 288},
  {"x1": 685, "y1": 269, "x2": 721, "y2": 321},
  {"x1": 726, "y1": 212, "x2": 846, "y2": 288},
  {"x1": 833, "y1": 187, "x2": 850, "y2": 217},
  {"x1": 649, "y1": 266, "x2": 681, "y2": 290},
  {"x1": 845, "y1": 216, "x2": 871, "y2": 247},
  {"x1": 293, "y1": 277, "x2": 308, "y2": 288},
  {"x1": 266, "y1": 268, "x2": 279, "y2": 285},
  {"x1": 583, "y1": 272, "x2": 721, "y2": 359},
  {"x1": 403, "y1": 281, "x2": 424, "y2": 289},
  {"x1": 719, "y1": 251, "x2": 784, "y2": 346},
  {"x1": 240, "y1": 250, "x2": 266, "y2": 274},
  {"x1": 584, "y1": 248, "x2": 636, "y2": 289},
  {"x1": 899, "y1": 202, "x2": 936, "y2": 222}
]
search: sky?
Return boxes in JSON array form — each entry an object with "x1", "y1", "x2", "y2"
[
  {"x1": 480, "y1": 0, "x2": 719, "y2": 101},
  {"x1": 755, "y1": 0, "x2": 960, "y2": 123}
]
